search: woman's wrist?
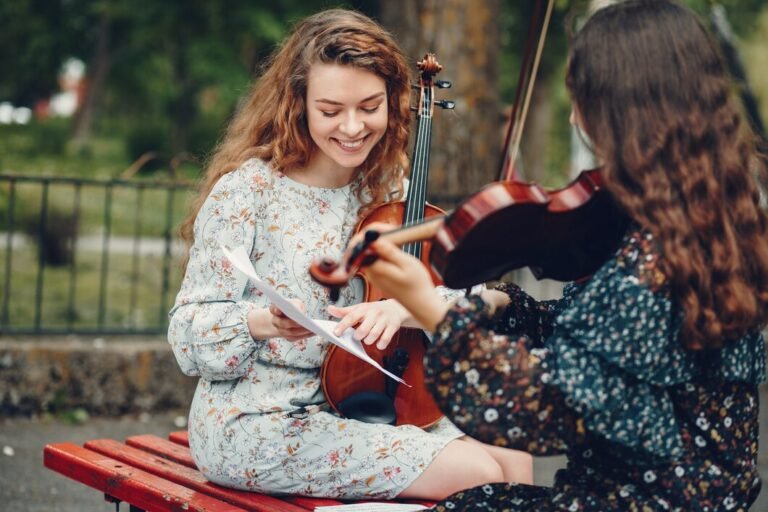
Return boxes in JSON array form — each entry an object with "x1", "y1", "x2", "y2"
[
  {"x1": 386, "y1": 299, "x2": 417, "y2": 328},
  {"x1": 247, "y1": 307, "x2": 275, "y2": 340},
  {"x1": 405, "y1": 292, "x2": 450, "y2": 332},
  {"x1": 480, "y1": 289, "x2": 511, "y2": 315}
]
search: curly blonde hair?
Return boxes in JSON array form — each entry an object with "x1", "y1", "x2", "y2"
[
  {"x1": 566, "y1": 0, "x2": 768, "y2": 349},
  {"x1": 179, "y1": 9, "x2": 411, "y2": 260}
]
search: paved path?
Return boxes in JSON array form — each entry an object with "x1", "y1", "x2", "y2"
[{"x1": 0, "y1": 411, "x2": 187, "y2": 512}]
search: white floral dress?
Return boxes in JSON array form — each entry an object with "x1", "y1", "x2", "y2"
[{"x1": 168, "y1": 158, "x2": 462, "y2": 499}]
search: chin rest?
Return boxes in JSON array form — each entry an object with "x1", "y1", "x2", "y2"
[{"x1": 338, "y1": 391, "x2": 397, "y2": 425}]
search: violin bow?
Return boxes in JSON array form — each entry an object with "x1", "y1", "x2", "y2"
[{"x1": 498, "y1": 0, "x2": 555, "y2": 182}]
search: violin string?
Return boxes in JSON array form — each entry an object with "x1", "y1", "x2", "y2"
[
  {"x1": 409, "y1": 86, "x2": 425, "y2": 255},
  {"x1": 404, "y1": 84, "x2": 421, "y2": 256},
  {"x1": 415, "y1": 87, "x2": 432, "y2": 261},
  {"x1": 405, "y1": 82, "x2": 431, "y2": 259}
]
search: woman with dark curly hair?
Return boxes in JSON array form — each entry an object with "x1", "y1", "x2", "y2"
[
  {"x1": 358, "y1": 0, "x2": 768, "y2": 509},
  {"x1": 168, "y1": 8, "x2": 531, "y2": 501}
]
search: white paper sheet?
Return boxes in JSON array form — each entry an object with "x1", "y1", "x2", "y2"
[
  {"x1": 221, "y1": 245, "x2": 407, "y2": 385},
  {"x1": 314, "y1": 504, "x2": 428, "y2": 512}
]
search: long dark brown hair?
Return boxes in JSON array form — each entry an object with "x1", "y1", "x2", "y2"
[
  {"x1": 566, "y1": 0, "x2": 768, "y2": 349},
  {"x1": 179, "y1": 9, "x2": 411, "y2": 262}
]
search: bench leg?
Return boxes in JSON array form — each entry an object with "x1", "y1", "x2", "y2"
[
  {"x1": 104, "y1": 493, "x2": 121, "y2": 511},
  {"x1": 103, "y1": 493, "x2": 146, "y2": 512}
]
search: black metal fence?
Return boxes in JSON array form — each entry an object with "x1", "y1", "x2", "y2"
[
  {"x1": 0, "y1": 173, "x2": 475, "y2": 336},
  {"x1": 0, "y1": 173, "x2": 194, "y2": 335}
]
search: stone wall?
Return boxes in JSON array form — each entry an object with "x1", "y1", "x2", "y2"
[{"x1": 0, "y1": 337, "x2": 196, "y2": 416}]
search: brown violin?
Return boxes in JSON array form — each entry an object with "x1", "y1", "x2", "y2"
[
  {"x1": 317, "y1": 54, "x2": 453, "y2": 428},
  {"x1": 310, "y1": 167, "x2": 628, "y2": 292}
]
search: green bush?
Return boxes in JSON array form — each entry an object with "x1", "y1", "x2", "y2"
[
  {"x1": 0, "y1": 120, "x2": 69, "y2": 158},
  {"x1": 186, "y1": 117, "x2": 222, "y2": 160},
  {"x1": 27, "y1": 119, "x2": 70, "y2": 155},
  {"x1": 17, "y1": 205, "x2": 79, "y2": 267},
  {"x1": 125, "y1": 123, "x2": 170, "y2": 174}
]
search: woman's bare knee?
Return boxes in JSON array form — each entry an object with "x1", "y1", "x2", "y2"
[
  {"x1": 464, "y1": 439, "x2": 533, "y2": 484},
  {"x1": 398, "y1": 439, "x2": 504, "y2": 500},
  {"x1": 497, "y1": 449, "x2": 533, "y2": 484}
]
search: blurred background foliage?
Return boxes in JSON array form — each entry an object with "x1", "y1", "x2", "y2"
[
  {"x1": 0, "y1": 0, "x2": 766, "y2": 186},
  {"x1": 1, "y1": 0, "x2": 766, "y2": 331}
]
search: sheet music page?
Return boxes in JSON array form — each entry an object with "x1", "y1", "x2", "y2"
[
  {"x1": 221, "y1": 245, "x2": 407, "y2": 385},
  {"x1": 314, "y1": 503, "x2": 429, "y2": 511}
]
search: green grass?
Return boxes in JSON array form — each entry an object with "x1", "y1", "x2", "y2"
[
  {"x1": 1, "y1": 239, "x2": 185, "y2": 333},
  {"x1": 1, "y1": 180, "x2": 195, "y2": 238},
  {"x1": 0, "y1": 121, "x2": 200, "y2": 238},
  {"x1": 0, "y1": 121, "x2": 198, "y2": 334}
]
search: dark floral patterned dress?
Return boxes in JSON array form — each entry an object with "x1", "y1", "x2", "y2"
[{"x1": 426, "y1": 229, "x2": 766, "y2": 511}]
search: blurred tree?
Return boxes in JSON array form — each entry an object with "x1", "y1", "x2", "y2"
[
  {"x1": 2, "y1": 0, "x2": 765, "y2": 186},
  {"x1": 82, "y1": 0, "x2": 318, "y2": 158},
  {"x1": 378, "y1": 1, "x2": 577, "y2": 195},
  {"x1": 70, "y1": 0, "x2": 118, "y2": 152},
  {"x1": 0, "y1": 0, "x2": 70, "y2": 106},
  {"x1": 380, "y1": 0, "x2": 502, "y2": 198}
]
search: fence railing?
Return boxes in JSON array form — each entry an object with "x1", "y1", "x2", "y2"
[
  {"x1": 1, "y1": 173, "x2": 560, "y2": 336},
  {"x1": 1, "y1": 173, "x2": 194, "y2": 335}
]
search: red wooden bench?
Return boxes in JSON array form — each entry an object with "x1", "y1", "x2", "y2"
[{"x1": 44, "y1": 430, "x2": 434, "y2": 511}]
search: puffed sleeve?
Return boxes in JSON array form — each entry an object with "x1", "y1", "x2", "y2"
[
  {"x1": 426, "y1": 292, "x2": 582, "y2": 456},
  {"x1": 491, "y1": 281, "x2": 562, "y2": 345},
  {"x1": 167, "y1": 167, "x2": 264, "y2": 381}
]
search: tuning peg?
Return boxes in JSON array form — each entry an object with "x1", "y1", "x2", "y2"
[
  {"x1": 435, "y1": 100, "x2": 455, "y2": 110},
  {"x1": 435, "y1": 80, "x2": 452, "y2": 88}
]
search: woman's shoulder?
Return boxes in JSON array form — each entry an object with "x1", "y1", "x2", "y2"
[
  {"x1": 558, "y1": 225, "x2": 764, "y2": 385},
  {"x1": 613, "y1": 228, "x2": 668, "y2": 291},
  {"x1": 212, "y1": 158, "x2": 273, "y2": 193},
  {"x1": 232, "y1": 158, "x2": 272, "y2": 181}
]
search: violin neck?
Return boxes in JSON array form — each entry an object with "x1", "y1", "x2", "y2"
[
  {"x1": 402, "y1": 84, "x2": 434, "y2": 259},
  {"x1": 382, "y1": 216, "x2": 443, "y2": 248}
]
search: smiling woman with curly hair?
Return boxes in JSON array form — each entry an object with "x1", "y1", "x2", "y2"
[{"x1": 168, "y1": 8, "x2": 532, "y2": 502}]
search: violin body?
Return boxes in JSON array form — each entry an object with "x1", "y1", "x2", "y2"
[
  {"x1": 320, "y1": 201, "x2": 446, "y2": 428},
  {"x1": 319, "y1": 54, "x2": 452, "y2": 428},
  {"x1": 431, "y1": 169, "x2": 628, "y2": 288}
]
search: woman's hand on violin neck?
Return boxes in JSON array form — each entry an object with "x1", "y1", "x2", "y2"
[
  {"x1": 247, "y1": 300, "x2": 314, "y2": 342},
  {"x1": 328, "y1": 299, "x2": 408, "y2": 350},
  {"x1": 348, "y1": 221, "x2": 398, "y2": 249},
  {"x1": 364, "y1": 239, "x2": 449, "y2": 332},
  {"x1": 479, "y1": 289, "x2": 511, "y2": 315}
]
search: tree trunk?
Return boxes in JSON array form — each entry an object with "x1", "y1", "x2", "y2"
[
  {"x1": 169, "y1": 45, "x2": 196, "y2": 156},
  {"x1": 72, "y1": 11, "x2": 111, "y2": 152},
  {"x1": 380, "y1": 0, "x2": 501, "y2": 206}
]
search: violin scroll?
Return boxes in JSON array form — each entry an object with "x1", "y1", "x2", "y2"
[
  {"x1": 417, "y1": 53, "x2": 442, "y2": 79},
  {"x1": 310, "y1": 229, "x2": 382, "y2": 301}
]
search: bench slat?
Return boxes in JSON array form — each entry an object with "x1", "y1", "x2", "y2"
[
  {"x1": 127, "y1": 435, "x2": 346, "y2": 509},
  {"x1": 43, "y1": 442, "x2": 247, "y2": 512},
  {"x1": 86, "y1": 439, "x2": 308, "y2": 512},
  {"x1": 164, "y1": 431, "x2": 434, "y2": 510},
  {"x1": 286, "y1": 496, "x2": 352, "y2": 509},
  {"x1": 128, "y1": 434, "x2": 197, "y2": 468},
  {"x1": 169, "y1": 430, "x2": 189, "y2": 446}
]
